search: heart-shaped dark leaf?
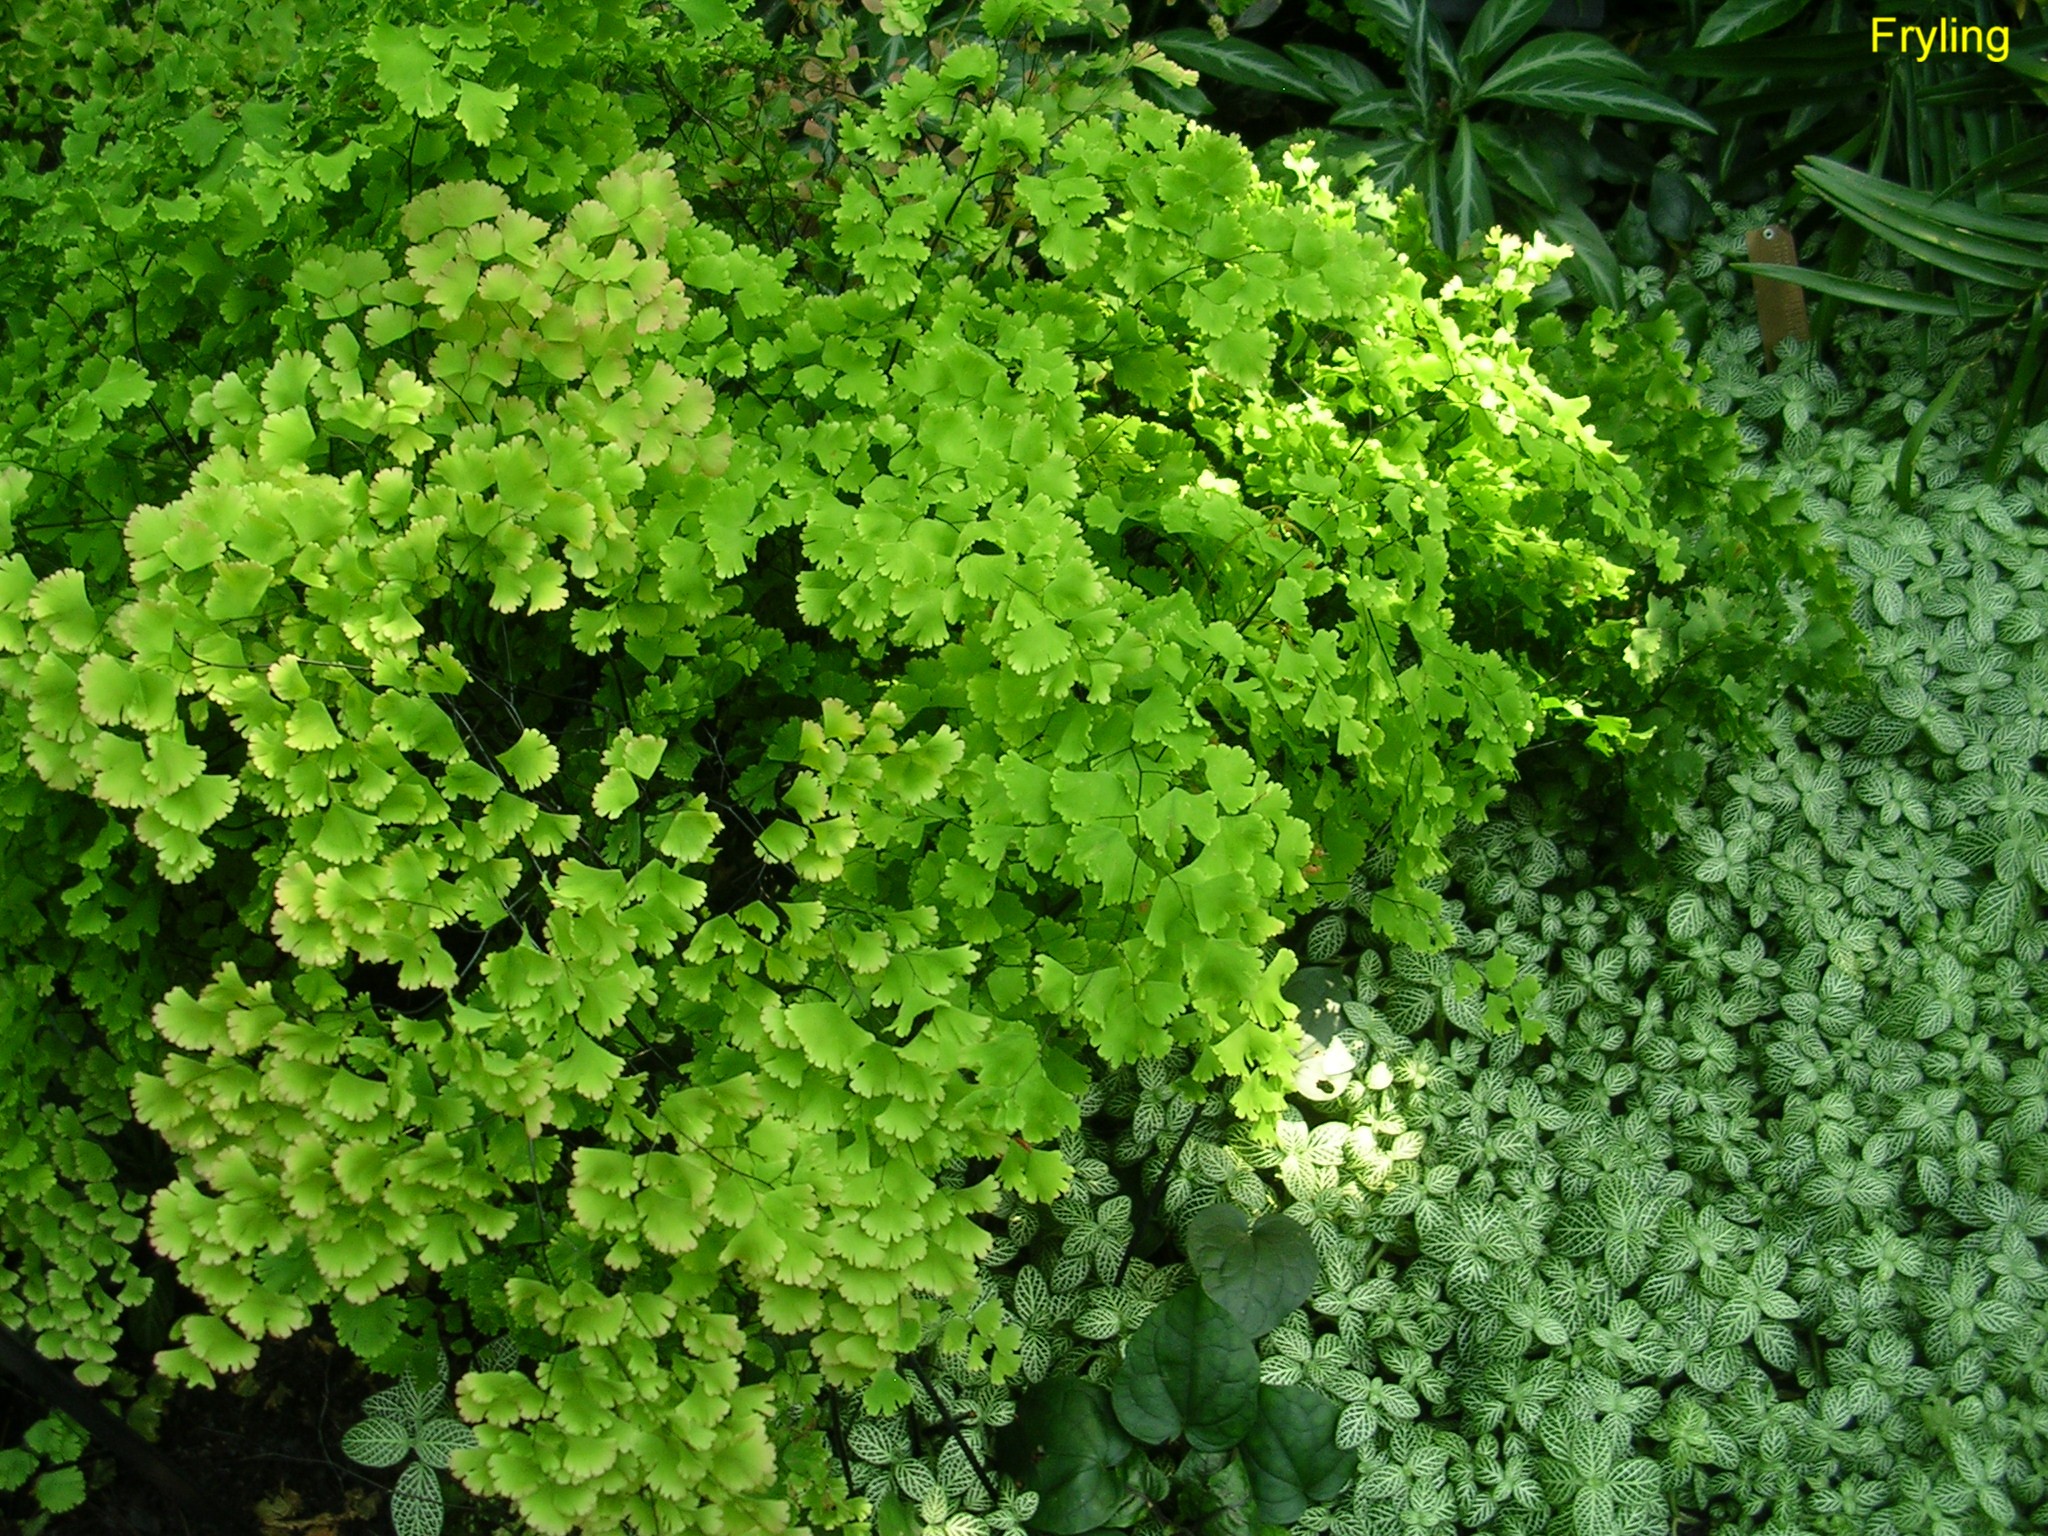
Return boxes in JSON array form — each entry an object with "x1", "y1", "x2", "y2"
[
  {"x1": 1282, "y1": 965, "x2": 1350, "y2": 1045},
  {"x1": 1111, "y1": 1288, "x2": 1261, "y2": 1452},
  {"x1": 1185, "y1": 1204, "x2": 1319, "y2": 1338},
  {"x1": 1648, "y1": 167, "x2": 1710, "y2": 246},
  {"x1": 1242, "y1": 1384, "x2": 1351, "y2": 1523},
  {"x1": 995, "y1": 1378, "x2": 1148, "y2": 1535}
]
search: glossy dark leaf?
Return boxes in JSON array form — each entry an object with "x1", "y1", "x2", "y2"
[
  {"x1": 1185, "y1": 1204, "x2": 1320, "y2": 1338},
  {"x1": 996, "y1": 1378, "x2": 1147, "y2": 1535},
  {"x1": 1172, "y1": 1449, "x2": 1260, "y2": 1536},
  {"x1": 1660, "y1": 34, "x2": 1875, "y2": 80},
  {"x1": 1447, "y1": 119, "x2": 1494, "y2": 251},
  {"x1": 1348, "y1": 0, "x2": 1465, "y2": 83},
  {"x1": 1242, "y1": 1384, "x2": 1351, "y2": 1523},
  {"x1": 1133, "y1": 70, "x2": 1213, "y2": 117},
  {"x1": 1150, "y1": 30, "x2": 1334, "y2": 103},
  {"x1": 1790, "y1": 189, "x2": 2039, "y2": 291},
  {"x1": 1329, "y1": 90, "x2": 1423, "y2": 131},
  {"x1": 1470, "y1": 122, "x2": 1581, "y2": 212},
  {"x1": 1283, "y1": 43, "x2": 1384, "y2": 102},
  {"x1": 1803, "y1": 156, "x2": 2048, "y2": 259},
  {"x1": 1539, "y1": 202, "x2": 1622, "y2": 309},
  {"x1": 1612, "y1": 203, "x2": 1661, "y2": 266},
  {"x1": 1647, "y1": 167, "x2": 1709, "y2": 244},
  {"x1": 1695, "y1": 0, "x2": 1807, "y2": 47},
  {"x1": 1480, "y1": 36, "x2": 1717, "y2": 132},
  {"x1": 1110, "y1": 1288, "x2": 1261, "y2": 1451},
  {"x1": 1458, "y1": 0, "x2": 1552, "y2": 79},
  {"x1": 1896, "y1": 367, "x2": 1972, "y2": 514},
  {"x1": 1725, "y1": 261, "x2": 1964, "y2": 317}
]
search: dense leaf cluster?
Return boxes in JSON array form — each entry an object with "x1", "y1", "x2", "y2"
[
  {"x1": 826, "y1": 228, "x2": 2048, "y2": 1536},
  {"x1": 0, "y1": 3, "x2": 1859, "y2": 1532}
]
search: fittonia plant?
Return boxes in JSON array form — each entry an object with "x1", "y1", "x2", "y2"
[{"x1": 343, "y1": 1339, "x2": 515, "y2": 1536}]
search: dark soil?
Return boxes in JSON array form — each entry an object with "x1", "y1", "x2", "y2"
[{"x1": 1, "y1": 1331, "x2": 517, "y2": 1536}]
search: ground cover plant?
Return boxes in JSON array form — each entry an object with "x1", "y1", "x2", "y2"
[
  {"x1": 8, "y1": 5, "x2": 2040, "y2": 1536},
  {"x1": 0, "y1": 0, "x2": 1858, "y2": 1531},
  {"x1": 821, "y1": 210, "x2": 2048, "y2": 1536}
]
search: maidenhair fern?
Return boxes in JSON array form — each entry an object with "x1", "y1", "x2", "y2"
[{"x1": 826, "y1": 213, "x2": 2048, "y2": 1536}]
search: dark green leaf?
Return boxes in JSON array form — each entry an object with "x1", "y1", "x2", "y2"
[
  {"x1": 1134, "y1": 70, "x2": 1213, "y2": 117},
  {"x1": 1283, "y1": 965, "x2": 1350, "y2": 1044},
  {"x1": 1695, "y1": 0, "x2": 1807, "y2": 48},
  {"x1": 1172, "y1": 1450, "x2": 1260, "y2": 1536},
  {"x1": 1482, "y1": 32, "x2": 1655, "y2": 89},
  {"x1": 1184, "y1": 1204, "x2": 1320, "y2": 1337},
  {"x1": 1347, "y1": 0, "x2": 1464, "y2": 83},
  {"x1": 1242, "y1": 1384, "x2": 1351, "y2": 1523},
  {"x1": 1419, "y1": 146, "x2": 1450, "y2": 251},
  {"x1": 1725, "y1": 261, "x2": 1965, "y2": 316},
  {"x1": 1657, "y1": 278, "x2": 1712, "y2": 354},
  {"x1": 1647, "y1": 167, "x2": 1709, "y2": 244},
  {"x1": 1480, "y1": 37, "x2": 1718, "y2": 131},
  {"x1": 1150, "y1": 31, "x2": 1334, "y2": 103},
  {"x1": 1612, "y1": 203, "x2": 1660, "y2": 266},
  {"x1": 1407, "y1": 0, "x2": 1434, "y2": 117},
  {"x1": 1470, "y1": 122, "x2": 1580, "y2": 212},
  {"x1": 996, "y1": 1378, "x2": 1147, "y2": 1535},
  {"x1": 1896, "y1": 366, "x2": 1971, "y2": 514},
  {"x1": 1110, "y1": 1288, "x2": 1261, "y2": 1451},
  {"x1": 1329, "y1": 90, "x2": 1423, "y2": 131},
  {"x1": 1945, "y1": 131, "x2": 2048, "y2": 197},
  {"x1": 1802, "y1": 156, "x2": 2048, "y2": 259},
  {"x1": 1693, "y1": 80, "x2": 1887, "y2": 125},
  {"x1": 1789, "y1": 193, "x2": 2038, "y2": 290},
  {"x1": 1660, "y1": 34, "x2": 1876, "y2": 80},
  {"x1": 1539, "y1": 202, "x2": 1622, "y2": 309},
  {"x1": 1458, "y1": 0, "x2": 1552, "y2": 80},
  {"x1": 1283, "y1": 43, "x2": 1384, "y2": 102},
  {"x1": 1447, "y1": 120, "x2": 1494, "y2": 251}
]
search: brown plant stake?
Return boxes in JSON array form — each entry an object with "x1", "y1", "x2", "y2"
[{"x1": 1746, "y1": 224, "x2": 1811, "y2": 371}]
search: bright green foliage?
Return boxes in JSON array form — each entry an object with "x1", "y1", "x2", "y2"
[
  {"x1": 0, "y1": 0, "x2": 729, "y2": 1492},
  {"x1": 828, "y1": 222, "x2": 2048, "y2": 1536},
  {"x1": 0, "y1": 1410, "x2": 89, "y2": 1517},
  {"x1": 1, "y1": 3, "x2": 1860, "y2": 1533}
]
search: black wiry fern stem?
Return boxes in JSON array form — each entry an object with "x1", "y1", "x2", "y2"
[
  {"x1": 823, "y1": 1382, "x2": 858, "y2": 1500},
  {"x1": 905, "y1": 1350, "x2": 1002, "y2": 1507},
  {"x1": 1114, "y1": 1096, "x2": 1207, "y2": 1289}
]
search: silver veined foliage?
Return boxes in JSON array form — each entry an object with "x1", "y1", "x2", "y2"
[{"x1": 339, "y1": 1348, "x2": 481, "y2": 1536}]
